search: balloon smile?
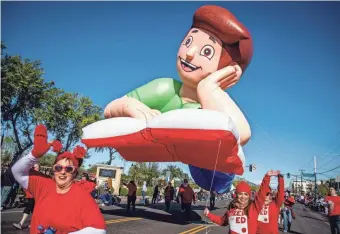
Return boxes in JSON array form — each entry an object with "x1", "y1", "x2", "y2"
[{"x1": 179, "y1": 57, "x2": 201, "y2": 72}]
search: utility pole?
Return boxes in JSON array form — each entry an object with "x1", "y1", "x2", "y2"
[
  {"x1": 314, "y1": 156, "x2": 317, "y2": 202},
  {"x1": 299, "y1": 169, "x2": 305, "y2": 195}
]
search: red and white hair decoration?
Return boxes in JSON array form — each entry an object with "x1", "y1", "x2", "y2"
[{"x1": 55, "y1": 145, "x2": 87, "y2": 168}]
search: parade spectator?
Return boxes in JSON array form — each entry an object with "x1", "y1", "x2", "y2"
[
  {"x1": 257, "y1": 172, "x2": 285, "y2": 234},
  {"x1": 4, "y1": 181, "x2": 19, "y2": 209},
  {"x1": 123, "y1": 180, "x2": 137, "y2": 213},
  {"x1": 107, "y1": 177, "x2": 113, "y2": 193},
  {"x1": 1, "y1": 162, "x2": 17, "y2": 211},
  {"x1": 177, "y1": 182, "x2": 185, "y2": 212},
  {"x1": 142, "y1": 181, "x2": 147, "y2": 204},
  {"x1": 164, "y1": 182, "x2": 175, "y2": 212},
  {"x1": 325, "y1": 186, "x2": 340, "y2": 234},
  {"x1": 152, "y1": 184, "x2": 159, "y2": 204},
  {"x1": 13, "y1": 164, "x2": 40, "y2": 230},
  {"x1": 179, "y1": 179, "x2": 195, "y2": 224},
  {"x1": 210, "y1": 189, "x2": 216, "y2": 209},
  {"x1": 204, "y1": 170, "x2": 278, "y2": 234},
  {"x1": 76, "y1": 172, "x2": 97, "y2": 194},
  {"x1": 282, "y1": 196, "x2": 296, "y2": 233},
  {"x1": 12, "y1": 125, "x2": 106, "y2": 234}
]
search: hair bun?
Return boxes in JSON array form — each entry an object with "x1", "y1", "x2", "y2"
[
  {"x1": 51, "y1": 140, "x2": 63, "y2": 153},
  {"x1": 72, "y1": 146, "x2": 87, "y2": 159}
]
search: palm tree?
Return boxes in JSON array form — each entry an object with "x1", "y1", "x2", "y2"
[
  {"x1": 162, "y1": 165, "x2": 184, "y2": 181},
  {"x1": 94, "y1": 147, "x2": 120, "y2": 165}
]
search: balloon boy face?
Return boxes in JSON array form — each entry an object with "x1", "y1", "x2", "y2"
[{"x1": 177, "y1": 28, "x2": 223, "y2": 89}]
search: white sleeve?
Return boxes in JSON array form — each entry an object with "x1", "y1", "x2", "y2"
[
  {"x1": 69, "y1": 227, "x2": 106, "y2": 234},
  {"x1": 11, "y1": 152, "x2": 40, "y2": 189}
]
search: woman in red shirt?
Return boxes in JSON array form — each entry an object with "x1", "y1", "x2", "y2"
[
  {"x1": 256, "y1": 173, "x2": 284, "y2": 234},
  {"x1": 13, "y1": 164, "x2": 40, "y2": 230},
  {"x1": 325, "y1": 186, "x2": 340, "y2": 234},
  {"x1": 204, "y1": 170, "x2": 280, "y2": 234},
  {"x1": 12, "y1": 125, "x2": 106, "y2": 234}
]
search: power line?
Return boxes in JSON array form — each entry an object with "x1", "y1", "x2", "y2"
[
  {"x1": 317, "y1": 165, "x2": 340, "y2": 174},
  {"x1": 319, "y1": 154, "x2": 340, "y2": 169}
]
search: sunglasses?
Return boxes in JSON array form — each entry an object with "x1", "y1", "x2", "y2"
[{"x1": 53, "y1": 164, "x2": 76, "y2": 173}]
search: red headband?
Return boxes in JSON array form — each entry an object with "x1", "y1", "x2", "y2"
[{"x1": 55, "y1": 145, "x2": 86, "y2": 168}]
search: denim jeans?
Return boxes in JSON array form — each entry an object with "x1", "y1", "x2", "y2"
[{"x1": 282, "y1": 208, "x2": 292, "y2": 231}]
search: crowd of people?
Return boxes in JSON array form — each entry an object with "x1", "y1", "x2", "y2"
[{"x1": 1, "y1": 125, "x2": 340, "y2": 234}]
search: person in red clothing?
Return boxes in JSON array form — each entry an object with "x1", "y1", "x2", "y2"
[
  {"x1": 179, "y1": 179, "x2": 196, "y2": 223},
  {"x1": 164, "y1": 182, "x2": 175, "y2": 212},
  {"x1": 256, "y1": 173, "x2": 284, "y2": 234},
  {"x1": 325, "y1": 186, "x2": 340, "y2": 234},
  {"x1": 75, "y1": 172, "x2": 97, "y2": 194},
  {"x1": 12, "y1": 125, "x2": 106, "y2": 234},
  {"x1": 282, "y1": 196, "x2": 296, "y2": 233},
  {"x1": 123, "y1": 180, "x2": 137, "y2": 213},
  {"x1": 13, "y1": 164, "x2": 40, "y2": 230},
  {"x1": 204, "y1": 170, "x2": 279, "y2": 234}
]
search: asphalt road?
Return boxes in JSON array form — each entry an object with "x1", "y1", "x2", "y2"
[{"x1": 1, "y1": 200, "x2": 332, "y2": 234}]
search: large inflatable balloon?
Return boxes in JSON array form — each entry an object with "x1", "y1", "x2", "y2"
[
  {"x1": 82, "y1": 5, "x2": 253, "y2": 190},
  {"x1": 189, "y1": 165, "x2": 235, "y2": 194},
  {"x1": 82, "y1": 109, "x2": 245, "y2": 174}
]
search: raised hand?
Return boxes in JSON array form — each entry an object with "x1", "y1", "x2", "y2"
[
  {"x1": 267, "y1": 170, "x2": 281, "y2": 177},
  {"x1": 32, "y1": 125, "x2": 62, "y2": 158},
  {"x1": 197, "y1": 64, "x2": 241, "y2": 96}
]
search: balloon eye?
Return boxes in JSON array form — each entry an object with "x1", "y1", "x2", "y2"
[
  {"x1": 183, "y1": 36, "x2": 193, "y2": 47},
  {"x1": 200, "y1": 45, "x2": 215, "y2": 59}
]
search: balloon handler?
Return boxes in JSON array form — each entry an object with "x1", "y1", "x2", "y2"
[{"x1": 82, "y1": 5, "x2": 253, "y2": 191}]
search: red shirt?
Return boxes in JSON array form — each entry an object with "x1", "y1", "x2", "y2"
[
  {"x1": 179, "y1": 185, "x2": 195, "y2": 203},
  {"x1": 27, "y1": 173, "x2": 106, "y2": 234},
  {"x1": 256, "y1": 176, "x2": 284, "y2": 234},
  {"x1": 75, "y1": 180, "x2": 96, "y2": 193},
  {"x1": 207, "y1": 175, "x2": 270, "y2": 234},
  {"x1": 325, "y1": 196, "x2": 340, "y2": 216}
]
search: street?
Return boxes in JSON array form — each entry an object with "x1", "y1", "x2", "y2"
[{"x1": 1, "y1": 200, "x2": 331, "y2": 234}]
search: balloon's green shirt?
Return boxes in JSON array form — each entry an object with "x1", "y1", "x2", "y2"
[{"x1": 126, "y1": 78, "x2": 201, "y2": 112}]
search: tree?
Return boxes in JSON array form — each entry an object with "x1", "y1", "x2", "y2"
[
  {"x1": 1, "y1": 43, "x2": 102, "y2": 162},
  {"x1": 144, "y1": 163, "x2": 161, "y2": 186},
  {"x1": 128, "y1": 163, "x2": 143, "y2": 184},
  {"x1": 317, "y1": 184, "x2": 329, "y2": 196},
  {"x1": 1, "y1": 136, "x2": 17, "y2": 165},
  {"x1": 94, "y1": 147, "x2": 119, "y2": 165},
  {"x1": 34, "y1": 91, "x2": 102, "y2": 152},
  {"x1": 128, "y1": 162, "x2": 161, "y2": 186},
  {"x1": 121, "y1": 173, "x2": 131, "y2": 183},
  {"x1": 39, "y1": 153, "x2": 57, "y2": 167},
  {"x1": 1, "y1": 46, "x2": 55, "y2": 160},
  {"x1": 161, "y1": 165, "x2": 184, "y2": 181}
]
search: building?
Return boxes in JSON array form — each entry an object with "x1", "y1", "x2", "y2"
[
  {"x1": 95, "y1": 164, "x2": 123, "y2": 195},
  {"x1": 289, "y1": 180, "x2": 322, "y2": 194}
]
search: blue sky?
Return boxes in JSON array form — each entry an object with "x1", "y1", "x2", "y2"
[{"x1": 2, "y1": 1, "x2": 340, "y2": 187}]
